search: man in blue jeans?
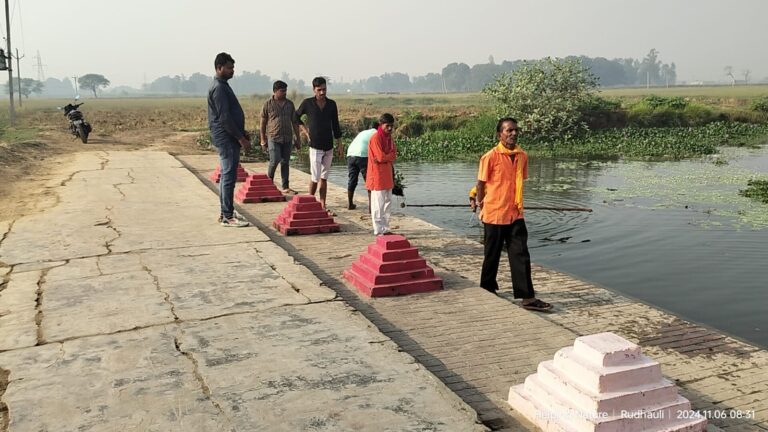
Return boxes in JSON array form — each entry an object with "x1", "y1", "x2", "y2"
[
  {"x1": 207, "y1": 52, "x2": 251, "y2": 227},
  {"x1": 259, "y1": 80, "x2": 301, "y2": 194}
]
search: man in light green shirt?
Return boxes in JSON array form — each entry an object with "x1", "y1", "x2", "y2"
[{"x1": 346, "y1": 124, "x2": 378, "y2": 210}]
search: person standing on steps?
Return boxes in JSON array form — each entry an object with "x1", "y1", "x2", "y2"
[
  {"x1": 207, "y1": 52, "x2": 250, "y2": 227},
  {"x1": 296, "y1": 77, "x2": 343, "y2": 214},
  {"x1": 476, "y1": 117, "x2": 552, "y2": 311},
  {"x1": 366, "y1": 113, "x2": 397, "y2": 236},
  {"x1": 260, "y1": 80, "x2": 301, "y2": 194},
  {"x1": 346, "y1": 122, "x2": 378, "y2": 210}
]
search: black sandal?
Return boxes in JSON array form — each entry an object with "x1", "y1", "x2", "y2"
[{"x1": 522, "y1": 299, "x2": 553, "y2": 311}]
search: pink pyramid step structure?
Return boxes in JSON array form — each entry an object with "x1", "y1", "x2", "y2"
[
  {"x1": 343, "y1": 235, "x2": 443, "y2": 297},
  {"x1": 209, "y1": 164, "x2": 249, "y2": 183},
  {"x1": 235, "y1": 173, "x2": 287, "y2": 204},
  {"x1": 272, "y1": 195, "x2": 340, "y2": 235},
  {"x1": 508, "y1": 332, "x2": 707, "y2": 432}
]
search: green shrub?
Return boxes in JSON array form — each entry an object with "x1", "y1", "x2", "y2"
[
  {"x1": 751, "y1": 96, "x2": 768, "y2": 113},
  {"x1": 579, "y1": 95, "x2": 627, "y2": 129},
  {"x1": 681, "y1": 104, "x2": 718, "y2": 126},
  {"x1": 641, "y1": 95, "x2": 688, "y2": 110},
  {"x1": 739, "y1": 179, "x2": 768, "y2": 204}
]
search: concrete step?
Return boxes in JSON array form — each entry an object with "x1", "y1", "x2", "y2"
[
  {"x1": 537, "y1": 360, "x2": 679, "y2": 415},
  {"x1": 553, "y1": 346, "x2": 662, "y2": 394},
  {"x1": 521, "y1": 374, "x2": 704, "y2": 432}
]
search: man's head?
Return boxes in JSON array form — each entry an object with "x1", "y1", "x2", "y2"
[
  {"x1": 273, "y1": 80, "x2": 288, "y2": 100},
  {"x1": 496, "y1": 117, "x2": 519, "y2": 149},
  {"x1": 214, "y1": 52, "x2": 235, "y2": 80},
  {"x1": 312, "y1": 76, "x2": 327, "y2": 101},
  {"x1": 379, "y1": 113, "x2": 395, "y2": 134}
]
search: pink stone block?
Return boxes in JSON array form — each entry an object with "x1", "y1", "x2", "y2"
[
  {"x1": 507, "y1": 332, "x2": 706, "y2": 432},
  {"x1": 292, "y1": 195, "x2": 319, "y2": 203},
  {"x1": 375, "y1": 234, "x2": 411, "y2": 250},
  {"x1": 359, "y1": 253, "x2": 428, "y2": 274},
  {"x1": 343, "y1": 234, "x2": 443, "y2": 297},
  {"x1": 272, "y1": 195, "x2": 340, "y2": 236},
  {"x1": 553, "y1": 347, "x2": 662, "y2": 394},
  {"x1": 536, "y1": 360, "x2": 678, "y2": 415},
  {"x1": 349, "y1": 261, "x2": 435, "y2": 285},
  {"x1": 366, "y1": 244, "x2": 420, "y2": 262},
  {"x1": 574, "y1": 332, "x2": 643, "y2": 367}
]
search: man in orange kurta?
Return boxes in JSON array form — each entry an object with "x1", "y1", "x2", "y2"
[
  {"x1": 365, "y1": 113, "x2": 397, "y2": 235},
  {"x1": 476, "y1": 117, "x2": 552, "y2": 311}
]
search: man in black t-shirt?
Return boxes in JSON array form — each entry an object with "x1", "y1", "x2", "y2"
[{"x1": 296, "y1": 77, "x2": 343, "y2": 213}]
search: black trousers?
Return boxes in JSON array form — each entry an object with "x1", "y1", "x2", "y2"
[
  {"x1": 347, "y1": 156, "x2": 368, "y2": 193},
  {"x1": 480, "y1": 219, "x2": 535, "y2": 299}
]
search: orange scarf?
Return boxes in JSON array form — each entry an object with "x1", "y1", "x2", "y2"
[{"x1": 495, "y1": 142, "x2": 525, "y2": 212}]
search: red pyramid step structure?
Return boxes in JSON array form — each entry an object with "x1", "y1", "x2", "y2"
[
  {"x1": 235, "y1": 173, "x2": 287, "y2": 203},
  {"x1": 209, "y1": 164, "x2": 249, "y2": 183},
  {"x1": 272, "y1": 195, "x2": 340, "y2": 235},
  {"x1": 343, "y1": 235, "x2": 443, "y2": 297}
]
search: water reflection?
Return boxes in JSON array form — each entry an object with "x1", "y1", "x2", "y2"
[{"x1": 295, "y1": 149, "x2": 768, "y2": 348}]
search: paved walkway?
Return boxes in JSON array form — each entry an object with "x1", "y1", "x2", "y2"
[
  {"x1": 179, "y1": 155, "x2": 768, "y2": 432},
  {"x1": 0, "y1": 151, "x2": 485, "y2": 432}
]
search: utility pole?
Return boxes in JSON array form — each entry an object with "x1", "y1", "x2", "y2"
[
  {"x1": 34, "y1": 50, "x2": 45, "y2": 81},
  {"x1": 4, "y1": 0, "x2": 15, "y2": 125},
  {"x1": 72, "y1": 75, "x2": 78, "y2": 97},
  {"x1": 13, "y1": 48, "x2": 23, "y2": 107}
]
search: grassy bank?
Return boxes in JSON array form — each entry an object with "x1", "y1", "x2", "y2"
[
  {"x1": 397, "y1": 120, "x2": 768, "y2": 161},
  {"x1": 8, "y1": 86, "x2": 768, "y2": 162}
]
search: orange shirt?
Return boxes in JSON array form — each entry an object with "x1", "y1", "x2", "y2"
[
  {"x1": 365, "y1": 132, "x2": 397, "y2": 191},
  {"x1": 477, "y1": 144, "x2": 528, "y2": 225}
]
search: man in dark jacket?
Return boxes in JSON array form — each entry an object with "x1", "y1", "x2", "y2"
[{"x1": 207, "y1": 52, "x2": 251, "y2": 227}]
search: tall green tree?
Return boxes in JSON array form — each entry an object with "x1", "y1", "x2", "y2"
[
  {"x1": 78, "y1": 74, "x2": 110, "y2": 98},
  {"x1": 441, "y1": 62, "x2": 470, "y2": 92},
  {"x1": 5, "y1": 78, "x2": 44, "y2": 98},
  {"x1": 482, "y1": 57, "x2": 598, "y2": 141},
  {"x1": 638, "y1": 49, "x2": 662, "y2": 85}
]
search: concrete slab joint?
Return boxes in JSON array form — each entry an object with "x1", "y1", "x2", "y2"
[{"x1": 172, "y1": 333, "x2": 230, "y2": 421}]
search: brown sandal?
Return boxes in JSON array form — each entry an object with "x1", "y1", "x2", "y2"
[{"x1": 522, "y1": 299, "x2": 553, "y2": 311}]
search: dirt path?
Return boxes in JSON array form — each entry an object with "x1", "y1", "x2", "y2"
[{"x1": 0, "y1": 128, "x2": 204, "y2": 222}]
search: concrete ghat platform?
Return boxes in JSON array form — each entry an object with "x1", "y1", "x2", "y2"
[
  {"x1": 0, "y1": 151, "x2": 484, "y2": 432},
  {"x1": 180, "y1": 155, "x2": 768, "y2": 432}
]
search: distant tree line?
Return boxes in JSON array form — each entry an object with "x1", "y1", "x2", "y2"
[
  {"x1": 20, "y1": 49, "x2": 716, "y2": 97},
  {"x1": 137, "y1": 49, "x2": 677, "y2": 95}
]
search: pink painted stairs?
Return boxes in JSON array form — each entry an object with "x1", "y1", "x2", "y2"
[
  {"x1": 272, "y1": 195, "x2": 340, "y2": 235},
  {"x1": 508, "y1": 332, "x2": 707, "y2": 432},
  {"x1": 235, "y1": 173, "x2": 286, "y2": 204},
  {"x1": 343, "y1": 235, "x2": 443, "y2": 297},
  {"x1": 209, "y1": 164, "x2": 249, "y2": 183}
]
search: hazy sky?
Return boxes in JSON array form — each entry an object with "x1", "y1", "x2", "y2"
[{"x1": 12, "y1": 0, "x2": 768, "y2": 88}]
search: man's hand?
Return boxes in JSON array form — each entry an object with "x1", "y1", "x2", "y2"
[
  {"x1": 335, "y1": 139, "x2": 344, "y2": 158},
  {"x1": 469, "y1": 199, "x2": 477, "y2": 213},
  {"x1": 238, "y1": 136, "x2": 251, "y2": 153}
]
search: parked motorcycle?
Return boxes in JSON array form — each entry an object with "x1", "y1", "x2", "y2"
[{"x1": 61, "y1": 99, "x2": 92, "y2": 143}]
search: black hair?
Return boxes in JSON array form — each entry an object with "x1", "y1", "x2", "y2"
[
  {"x1": 273, "y1": 80, "x2": 288, "y2": 92},
  {"x1": 496, "y1": 117, "x2": 518, "y2": 133},
  {"x1": 378, "y1": 113, "x2": 395, "y2": 124},
  {"x1": 312, "y1": 76, "x2": 327, "y2": 88},
  {"x1": 214, "y1": 52, "x2": 235, "y2": 69},
  {"x1": 371, "y1": 122, "x2": 380, "y2": 129}
]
